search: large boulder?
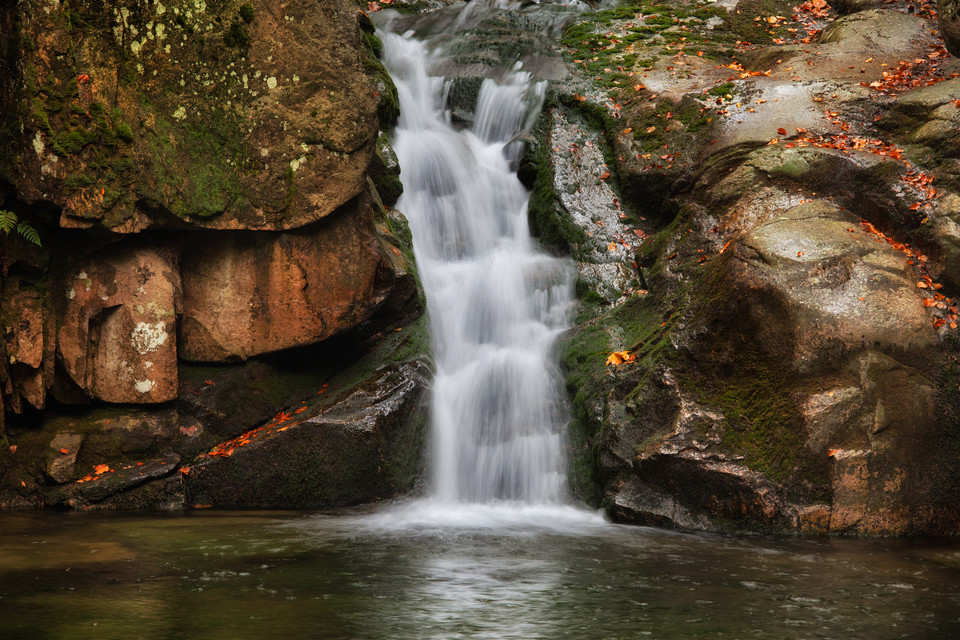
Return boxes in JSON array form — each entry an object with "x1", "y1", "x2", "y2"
[
  {"x1": 179, "y1": 195, "x2": 384, "y2": 361},
  {"x1": 184, "y1": 360, "x2": 430, "y2": 508},
  {"x1": 1, "y1": 275, "x2": 52, "y2": 412},
  {"x1": 56, "y1": 243, "x2": 181, "y2": 403},
  {"x1": 4, "y1": 0, "x2": 380, "y2": 232}
]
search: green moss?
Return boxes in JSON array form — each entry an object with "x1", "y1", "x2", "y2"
[
  {"x1": 63, "y1": 173, "x2": 94, "y2": 192},
  {"x1": 115, "y1": 122, "x2": 134, "y2": 142},
  {"x1": 721, "y1": 0, "x2": 799, "y2": 44},
  {"x1": 366, "y1": 32, "x2": 384, "y2": 60},
  {"x1": 56, "y1": 128, "x2": 96, "y2": 153},
  {"x1": 139, "y1": 100, "x2": 248, "y2": 221},
  {"x1": 560, "y1": 1, "x2": 728, "y2": 86},
  {"x1": 239, "y1": 3, "x2": 255, "y2": 23},
  {"x1": 709, "y1": 82, "x2": 735, "y2": 97},
  {"x1": 363, "y1": 37, "x2": 400, "y2": 130},
  {"x1": 525, "y1": 114, "x2": 587, "y2": 254},
  {"x1": 223, "y1": 21, "x2": 249, "y2": 48}
]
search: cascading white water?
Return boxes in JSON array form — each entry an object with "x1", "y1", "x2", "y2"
[{"x1": 382, "y1": 30, "x2": 575, "y2": 506}]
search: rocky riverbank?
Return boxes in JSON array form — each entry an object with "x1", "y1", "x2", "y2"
[{"x1": 552, "y1": 0, "x2": 960, "y2": 535}]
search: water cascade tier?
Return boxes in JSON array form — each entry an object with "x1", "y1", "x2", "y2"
[{"x1": 381, "y1": 21, "x2": 574, "y2": 505}]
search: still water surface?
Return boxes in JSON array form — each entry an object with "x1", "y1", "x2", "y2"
[{"x1": 2, "y1": 506, "x2": 960, "y2": 639}]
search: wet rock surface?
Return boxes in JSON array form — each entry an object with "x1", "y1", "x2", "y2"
[
  {"x1": 184, "y1": 360, "x2": 430, "y2": 509},
  {"x1": 554, "y1": 0, "x2": 960, "y2": 535}
]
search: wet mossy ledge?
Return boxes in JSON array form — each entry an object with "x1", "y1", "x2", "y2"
[{"x1": 547, "y1": 0, "x2": 960, "y2": 534}]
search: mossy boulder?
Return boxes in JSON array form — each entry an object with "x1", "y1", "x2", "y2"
[{"x1": 5, "y1": 0, "x2": 381, "y2": 232}]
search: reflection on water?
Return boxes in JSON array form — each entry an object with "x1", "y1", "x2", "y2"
[{"x1": 2, "y1": 508, "x2": 960, "y2": 639}]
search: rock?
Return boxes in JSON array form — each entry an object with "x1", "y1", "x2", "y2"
[
  {"x1": 7, "y1": 0, "x2": 380, "y2": 232},
  {"x1": 0, "y1": 275, "x2": 50, "y2": 411},
  {"x1": 177, "y1": 359, "x2": 339, "y2": 444},
  {"x1": 940, "y1": 0, "x2": 960, "y2": 57},
  {"x1": 831, "y1": 0, "x2": 888, "y2": 14},
  {"x1": 892, "y1": 77, "x2": 960, "y2": 116},
  {"x1": 43, "y1": 432, "x2": 83, "y2": 484},
  {"x1": 735, "y1": 201, "x2": 935, "y2": 374},
  {"x1": 611, "y1": 478, "x2": 711, "y2": 531},
  {"x1": 178, "y1": 196, "x2": 383, "y2": 361},
  {"x1": 91, "y1": 474, "x2": 184, "y2": 511},
  {"x1": 370, "y1": 132, "x2": 404, "y2": 207},
  {"x1": 73, "y1": 453, "x2": 181, "y2": 504},
  {"x1": 184, "y1": 360, "x2": 430, "y2": 508},
  {"x1": 43, "y1": 452, "x2": 182, "y2": 508},
  {"x1": 57, "y1": 244, "x2": 181, "y2": 403},
  {"x1": 932, "y1": 194, "x2": 960, "y2": 288},
  {"x1": 561, "y1": 142, "x2": 958, "y2": 536}
]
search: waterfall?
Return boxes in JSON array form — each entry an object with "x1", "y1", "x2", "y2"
[{"x1": 381, "y1": 28, "x2": 574, "y2": 507}]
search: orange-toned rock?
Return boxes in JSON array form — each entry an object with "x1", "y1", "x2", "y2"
[
  {"x1": 1, "y1": 276, "x2": 48, "y2": 411},
  {"x1": 57, "y1": 245, "x2": 181, "y2": 403},
  {"x1": 179, "y1": 196, "x2": 382, "y2": 361}
]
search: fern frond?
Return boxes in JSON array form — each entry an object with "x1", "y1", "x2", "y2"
[
  {"x1": 0, "y1": 209, "x2": 17, "y2": 234},
  {"x1": 16, "y1": 221, "x2": 41, "y2": 247}
]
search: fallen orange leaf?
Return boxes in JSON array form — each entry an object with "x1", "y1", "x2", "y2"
[{"x1": 606, "y1": 351, "x2": 633, "y2": 366}]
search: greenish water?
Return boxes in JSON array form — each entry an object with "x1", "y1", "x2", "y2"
[{"x1": 2, "y1": 506, "x2": 960, "y2": 639}]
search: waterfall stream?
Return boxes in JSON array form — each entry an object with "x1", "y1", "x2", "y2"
[{"x1": 378, "y1": 6, "x2": 586, "y2": 519}]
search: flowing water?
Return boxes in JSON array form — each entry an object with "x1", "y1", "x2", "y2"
[{"x1": 382, "y1": 21, "x2": 572, "y2": 507}]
